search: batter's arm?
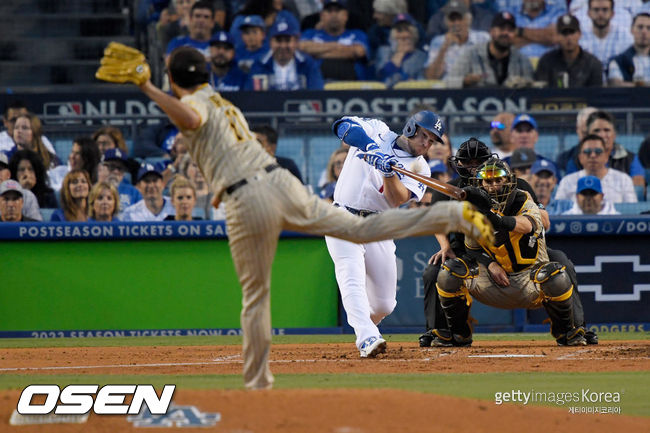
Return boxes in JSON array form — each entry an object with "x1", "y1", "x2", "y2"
[
  {"x1": 382, "y1": 175, "x2": 411, "y2": 207},
  {"x1": 139, "y1": 81, "x2": 201, "y2": 131}
]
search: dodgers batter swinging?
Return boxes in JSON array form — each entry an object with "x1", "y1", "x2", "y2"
[{"x1": 95, "y1": 43, "x2": 494, "y2": 390}]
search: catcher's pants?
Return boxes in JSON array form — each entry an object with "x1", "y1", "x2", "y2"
[
  {"x1": 467, "y1": 264, "x2": 543, "y2": 310},
  {"x1": 325, "y1": 236, "x2": 397, "y2": 348},
  {"x1": 223, "y1": 167, "x2": 471, "y2": 390}
]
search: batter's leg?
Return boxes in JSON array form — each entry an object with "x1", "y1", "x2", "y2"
[{"x1": 364, "y1": 239, "x2": 398, "y2": 326}]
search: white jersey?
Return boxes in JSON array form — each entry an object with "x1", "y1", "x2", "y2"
[
  {"x1": 333, "y1": 116, "x2": 429, "y2": 212},
  {"x1": 121, "y1": 197, "x2": 175, "y2": 221}
]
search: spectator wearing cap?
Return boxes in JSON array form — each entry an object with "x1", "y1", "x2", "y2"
[
  {"x1": 489, "y1": 112, "x2": 516, "y2": 159},
  {"x1": 508, "y1": 147, "x2": 537, "y2": 184},
  {"x1": 92, "y1": 126, "x2": 140, "y2": 182},
  {"x1": 245, "y1": 19, "x2": 324, "y2": 90},
  {"x1": 0, "y1": 179, "x2": 37, "y2": 222},
  {"x1": 233, "y1": 15, "x2": 269, "y2": 73},
  {"x1": 231, "y1": 0, "x2": 300, "y2": 51},
  {"x1": 425, "y1": 1, "x2": 490, "y2": 80},
  {"x1": 577, "y1": 0, "x2": 634, "y2": 67},
  {"x1": 0, "y1": 151, "x2": 42, "y2": 221},
  {"x1": 534, "y1": 14, "x2": 603, "y2": 88},
  {"x1": 48, "y1": 136, "x2": 101, "y2": 191},
  {"x1": 608, "y1": 13, "x2": 650, "y2": 87},
  {"x1": 426, "y1": 0, "x2": 496, "y2": 39},
  {"x1": 208, "y1": 31, "x2": 248, "y2": 91},
  {"x1": 375, "y1": 17, "x2": 427, "y2": 86},
  {"x1": 506, "y1": 0, "x2": 566, "y2": 61},
  {"x1": 445, "y1": 11, "x2": 533, "y2": 88},
  {"x1": 299, "y1": 0, "x2": 371, "y2": 81},
  {"x1": 121, "y1": 163, "x2": 175, "y2": 222},
  {"x1": 529, "y1": 158, "x2": 571, "y2": 215},
  {"x1": 506, "y1": 114, "x2": 554, "y2": 169},
  {"x1": 99, "y1": 149, "x2": 142, "y2": 213},
  {"x1": 555, "y1": 134, "x2": 637, "y2": 204},
  {"x1": 562, "y1": 175, "x2": 619, "y2": 215},
  {"x1": 428, "y1": 159, "x2": 452, "y2": 184},
  {"x1": 165, "y1": 1, "x2": 216, "y2": 63},
  {"x1": 367, "y1": 0, "x2": 426, "y2": 59}
]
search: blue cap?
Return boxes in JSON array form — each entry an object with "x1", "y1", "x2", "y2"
[
  {"x1": 531, "y1": 159, "x2": 557, "y2": 177},
  {"x1": 577, "y1": 176, "x2": 602, "y2": 194},
  {"x1": 429, "y1": 159, "x2": 447, "y2": 174},
  {"x1": 136, "y1": 163, "x2": 162, "y2": 183},
  {"x1": 393, "y1": 13, "x2": 416, "y2": 26},
  {"x1": 209, "y1": 31, "x2": 234, "y2": 47},
  {"x1": 238, "y1": 15, "x2": 265, "y2": 30},
  {"x1": 102, "y1": 148, "x2": 128, "y2": 162},
  {"x1": 512, "y1": 114, "x2": 538, "y2": 130},
  {"x1": 269, "y1": 19, "x2": 299, "y2": 38},
  {"x1": 323, "y1": 0, "x2": 347, "y2": 8}
]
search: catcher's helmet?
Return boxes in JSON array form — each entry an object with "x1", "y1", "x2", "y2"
[
  {"x1": 449, "y1": 137, "x2": 494, "y2": 179},
  {"x1": 403, "y1": 111, "x2": 445, "y2": 142},
  {"x1": 471, "y1": 157, "x2": 517, "y2": 213}
]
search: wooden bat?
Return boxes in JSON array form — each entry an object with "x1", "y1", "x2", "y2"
[{"x1": 392, "y1": 166, "x2": 466, "y2": 201}]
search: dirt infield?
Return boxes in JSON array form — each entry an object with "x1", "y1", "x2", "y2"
[{"x1": 1, "y1": 340, "x2": 649, "y2": 432}]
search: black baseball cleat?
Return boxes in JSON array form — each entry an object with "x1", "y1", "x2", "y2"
[
  {"x1": 557, "y1": 327, "x2": 587, "y2": 346},
  {"x1": 419, "y1": 330, "x2": 434, "y2": 347},
  {"x1": 585, "y1": 330, "x2": 598, "y2": 344},
  {"x1": 429, "y1": 329, "x2": 472, "y2": 347}
]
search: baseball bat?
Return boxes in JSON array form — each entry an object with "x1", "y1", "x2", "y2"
[{"x1": 392, "y1": 166, "x2": 467, "y2": 201}]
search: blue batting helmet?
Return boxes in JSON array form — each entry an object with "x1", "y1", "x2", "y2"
[{"x1": 402, "y1": 111, "x2": 445, "y2": 141}]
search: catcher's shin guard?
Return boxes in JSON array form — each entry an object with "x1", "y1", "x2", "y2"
[{"x1": 436, "y1": 258, "x2": 476, "y2": 342}]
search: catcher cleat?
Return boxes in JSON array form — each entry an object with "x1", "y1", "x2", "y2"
[
  {"x1": 359, "y1": 336, "x2": 387, "y2": 358},
  {"x1": 556, "y1": 327, "x2": 587, "y2": 346},
  {"x1": 430, "y1": 329, "x2": 472, "y2": 347},
  {"x1": 419, "y1": 330, "x2": 434, "y2": 347},
  {"x1": 458, "y1": 201, "x2": 495, "y2": 246},
  {"x1": 585, "y1": 330, "x2": 599, "y2": 345}
]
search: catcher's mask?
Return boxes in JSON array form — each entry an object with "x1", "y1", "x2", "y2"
[
  {"x1": 449, "y1": 137, "x2": 494, "y2": 179},
  {"x1": 471, "y1": 157, "x2": 517, "y2": 213}
]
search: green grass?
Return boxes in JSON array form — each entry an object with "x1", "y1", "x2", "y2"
[
  {"x1": 1, "y1": 372, "x2": 646, "y2": 416},
  {"x1": 0, "y1": 331, "x2": 648, "y2": 348}
]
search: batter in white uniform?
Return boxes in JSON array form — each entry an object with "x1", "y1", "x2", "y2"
[{"x1": 327, "y1": 112, "x2": 446, "y2": 357}]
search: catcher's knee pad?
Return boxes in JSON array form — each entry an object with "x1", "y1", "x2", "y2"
[
  {"x1": 436, "y1": 258, "x2": 477, "y2": 297},
  {"x1": 530, "y1": 262, "x2": 573, "y2": 301}
]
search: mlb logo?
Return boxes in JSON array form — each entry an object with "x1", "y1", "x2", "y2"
[{"x1": 127, "y1": 405, "x2": 221, "y2": 427}]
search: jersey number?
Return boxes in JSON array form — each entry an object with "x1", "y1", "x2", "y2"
[{"x1": 210, "y1": 95, "x2": 253, "y2": 143}]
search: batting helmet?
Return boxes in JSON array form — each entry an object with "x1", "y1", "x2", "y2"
[
  {"x1": 449, "y1": 137, "x2": 494, "y2": 179},
  {"x1": 470, "y1": 157, "x2": 517, "y2": 213},
  {"x1": 402, "y1": 111, "x2": 445, "y2": 141}
]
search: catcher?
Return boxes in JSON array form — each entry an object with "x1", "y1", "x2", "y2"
[
  {"x1": 436, "y1": 157, "x2": 588, "y2": 347},
  {"x1": 95, "y1": 43, "x2": 494, "y2": 390}
]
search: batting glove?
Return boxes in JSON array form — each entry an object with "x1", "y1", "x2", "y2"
[{"x1": 357, "y1": 151, "x2": 398, "y2": 177}]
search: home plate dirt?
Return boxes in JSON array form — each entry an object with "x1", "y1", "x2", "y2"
[{"x1": 1, "y1": 340, "x2": 648, "y2": 432}]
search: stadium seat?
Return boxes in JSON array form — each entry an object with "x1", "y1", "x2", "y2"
[
  {"x1": 536, "y1": 135, "x2": 560, "y2": 161},
  {"x1": 40, "y1": 208, "x2": 55, "y2": 221},
  {"x1": 276, "y1": 136, "x2": 306, "y2": 177},
  {"x1": 635, "y1": 185, "x2": 645, "y2": 202},
  {"x1": 617, "y1": 134, "x2": 644, "y2": 153},
  {"x1": 53, "y1": 139, "x2": 73, "y2": 163},
  {"x1": 614, "y1": 201, "x2": 650, "y2": 215},
  {"x1": 324, "y1": 81, "x2": 387, "y2": 90},
  {"x1": 306, "y1": 134, "x2": 341, "y2": 187},
  {"x1": 392, "y1": 80, "x2": 445, "y2": 89}
]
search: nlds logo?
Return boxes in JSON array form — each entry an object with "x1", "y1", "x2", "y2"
[{"x1": 17, "y1": 384, "x2": 175, "y2": 415}]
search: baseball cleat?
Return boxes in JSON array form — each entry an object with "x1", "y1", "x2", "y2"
[
  {"x1": 459, "y1": 202, "x2": 495, "y2": 245},
  {"x1": 556, "y1": 327, "x2": 587, "y2": 346},
  {"x1": 418, "y1": 330, "x2": 435, "y2": 347},
  {"x1": 585, "y1": 330, "x2": 598, "y2": 344},
  {"x1": 359, "y1": 336, "x2": 387, "y2": 358}
]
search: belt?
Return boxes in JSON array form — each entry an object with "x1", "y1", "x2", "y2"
[
  {"x1": 334, "y1": 203, "x2": 377, "y2": 218},
  {"x1": 225, "y1": 163, "x2": 279, "y2": 195}
]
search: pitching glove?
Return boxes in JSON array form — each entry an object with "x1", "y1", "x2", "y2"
[{"x1": 95, "y1": 42, "x2": 151, "y2": 86}]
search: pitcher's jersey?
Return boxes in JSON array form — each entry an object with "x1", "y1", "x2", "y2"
[
  {"x1": 467, "y1": 190, "x2": 549, "y2": 273},
  {"x1": 180, "y1": 84, "x2": 276, "y2": 197},
  {"x1": 333, "y1": 116, "x2": 429, "y2": 211}
]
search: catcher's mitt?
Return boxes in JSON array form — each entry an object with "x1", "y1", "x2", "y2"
[{"x1": 95, "y1": 42, "x2": 151, "y2": 86}]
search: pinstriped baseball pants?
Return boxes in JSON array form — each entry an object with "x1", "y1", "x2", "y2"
[{"x1": 224, "y1": 167, "x2": 468, "y2": 390}]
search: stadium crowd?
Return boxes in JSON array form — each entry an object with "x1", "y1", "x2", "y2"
[{"x1": 2, "y1": 0, "x2": 650, "y2": 222}]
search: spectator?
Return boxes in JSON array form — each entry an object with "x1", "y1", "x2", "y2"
[
  {"x1": 424, "y1": 2, "x2": 490, "y2": 81},
  {"x1": 8, "y1": 150, "x2": 57, "y2": 209},
  {"x1": 509, "y1": 147, "x2": 537, "y2": 183},
  {"x1": 299, "y1": 0, "x2": 371, "y2": 81},
  {"x1": 534, "y1": 14, "x2": 603, "y2": 88},
  {"x1": 231, "y1": 0, "x2": 300, "y2": 52},
  {"x1": 367, "y1": 0, "x2": 410, "y2": 57},
  {"x1": 507, "y1": 114, "x2": 553, "y2": 165},
  {"x1": 234, "y1": 15, "x2": 269, "y2": 73},
  {"x1": 489, "y1": 112, "x2": 516, "y2": 158},
  {"x1": 48, "y1": 136, "x2": 101, "y2": 191},
  {"x1": 88, "y1": 182, "x2": 120, "y2": 222},
  {"x1": 529, "y1": 159, "x2": 571, "y2": 215},
  {"x1": 555, "y1": 106, "x2": 598, "y2": 176},
  {"x1": 121, "y1": 163, "x2": 175, "y2": 222},
  {"x1": 208, "y1": 31, "x2": 248, "y2": 91},
  {"x1": 98, "y1": 149, "x2": 142, "y2": 213},
  {"x1": 252, "y1": 124, "x2": 303, "y2": 182},
  {"x1": 12, "y1": 113, "x2": 59, "y2": 169},
  {"x1": 578, "y1": 0, "x2": 633, "y2": 67},
  {"x1": 246, "y1": 19, "x2": 324, "y2": 90},
  {"x1": 408, "y1": 188, "x2": 434, "y2": 208},
  {"x1": 51, "y1": 169, "x2": 91, "y2": 222},
  {"x1": 562, "y1": 175, "x2": 620, "y2": 215},
  {"x1": 0, "y1": 152, "x2": 42, "y2": 221},
  {"x1": 92, "y1": 126, "x2": 139, "y2": 181},
  {"x1": 156, "y1": 0, "x2": 197, "y2": 50},
  {"x1": 165, "y1": 175, "x2": 200, "y2": 220},
  {"x1": 639, "y1": 134, "x2": 650, "y2": 169},
  {"x1": 428, "y1": 159, "x2": 452, "y2": 183},
  {"x1": 0, "y1": 101, "x2": 56, "y2": 156},
  {"x1": 165, "y1": 0, "x2": 216, "y2": 62},
  {"x1": 0, "y1": 179, "x2": 37, "y2": 222},
  {"x1": 319, "y1": 146, "x2": 348, "y2": 202},
  {"x1": 178, "y1": 154, "x2": 214, "y2": 219},
  {"x1": 509, "y1": 0, "x2": 566, "y2": 60},
  {"x1": 608, "y1": 12, "x2": 650, "y2": 87},
  {"x1": 426, "y1": 132, "x2": 456, "y2": 180},
  {"x1": 376, "y1": 18, "x2": 427, "y2": 86},
  {"x1": 580, "y1": 110, "x2": 646, "y2": 187},
  {"x1": 426, "y1": 0, "x2": 496, "y2": 39},
  {"x1": 555, "y1": 134, "x2": 637, "y2": 203},
  {"x1": 445, "y1": 11, "x2": 534, "y2": 88},
  {"x1": 570, "y1": 0, "x2": 641, "y2": 32}
]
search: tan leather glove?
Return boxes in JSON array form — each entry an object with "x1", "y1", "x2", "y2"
[{"x1": 95, "y1": 42, "x2": 151, "y2": 86}]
